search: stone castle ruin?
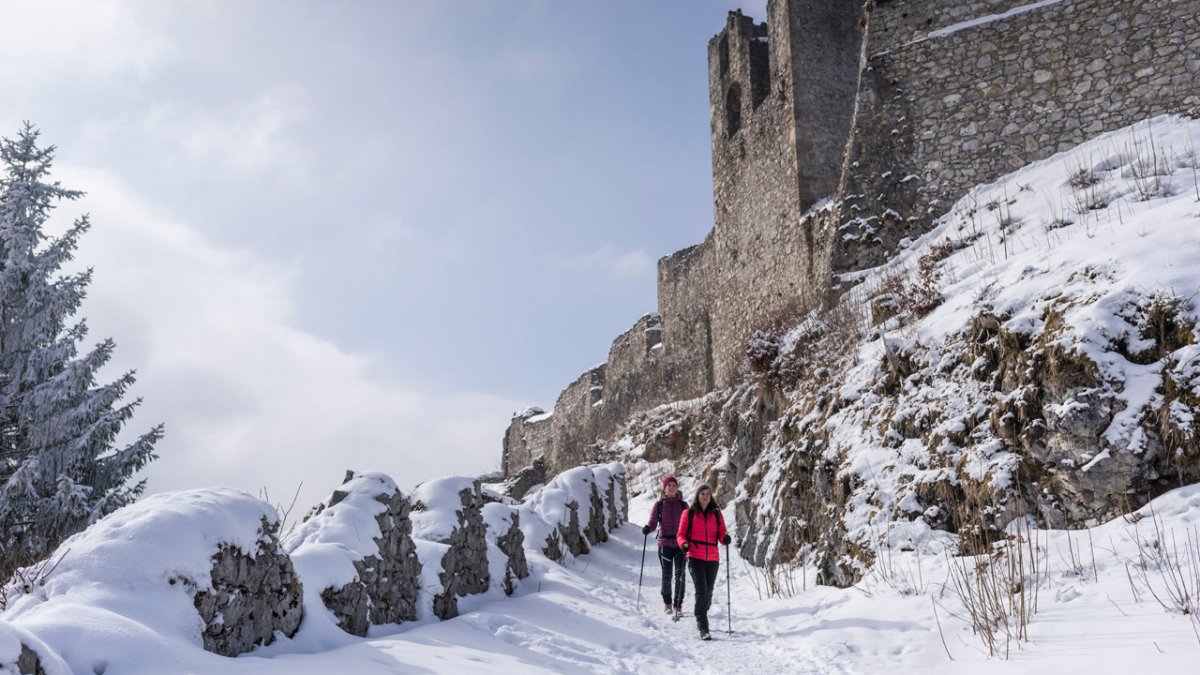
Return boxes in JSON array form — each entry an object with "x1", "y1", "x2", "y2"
[{"x1": 502, "y1": 0, "x2": 1200, "y2": 481}]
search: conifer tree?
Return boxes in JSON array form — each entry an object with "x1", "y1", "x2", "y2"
[{"x1": 0, "y1": 124, "x2": 162, "y2": 575}]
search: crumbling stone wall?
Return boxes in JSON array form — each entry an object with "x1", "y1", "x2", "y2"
[
  {"x1": 502, "y1": 1, "x2": 862, "y2": 479},
  {"x1": 705, "y1": 2, "x2": 862, "y2": 388},
  {"x1": 488, "y1": 507, "x2": 530, "y2": 595},
  {"x1": 502, "y1": 0, "x2": 1200, "y2": 490},
  {"x1": 423, "y1": 482, "x2": 490, "y2": 621},
  {"x1": 838, "y1": 0, "x2": 1200, "y2": 271},
  {"x1": 503, "y1": 314, "x2": 686, "y2": 476},
  {"x1": 192, "y1": 517, "x2": 303, "y2": 657},
  {"x1": 315, "y1": 485, "x2": 422, "y2": 637},
  {"x1": 502, "y1": 408, "x2": 552, "y2": 477}
]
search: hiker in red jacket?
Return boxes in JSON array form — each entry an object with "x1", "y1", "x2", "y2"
[
  {"x1": 642, "y1": 475, "x2": 687, "y2": 618},
  {"x1": 676, "y1": 483, "x2": 731, "y2": 640}
]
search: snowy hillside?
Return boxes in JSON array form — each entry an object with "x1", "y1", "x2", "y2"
[{"x1": 615, "y1": 114, "x2": 1200, "y2": 587}]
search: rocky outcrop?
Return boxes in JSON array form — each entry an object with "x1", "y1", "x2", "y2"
[
  {"x1": 192, "y1": 517, "x2": 304, "y2": 657},
  {"x1": 0, "y1": 465, "x2": 630, "y2": 668}
]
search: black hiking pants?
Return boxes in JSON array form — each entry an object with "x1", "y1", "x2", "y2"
[
  {"x1": 659, "y1": 546, "x2": 686, "y2": 608},
  {"x1": 688, "y1": 558, "x2": 720, "y2": 631}
]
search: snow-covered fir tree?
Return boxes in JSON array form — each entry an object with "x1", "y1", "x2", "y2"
[{"x1": 0, "y1": 124, "x2": 162, "y2": 574}]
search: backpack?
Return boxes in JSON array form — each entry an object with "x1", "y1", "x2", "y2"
[{"x1": 680, "y1": 505, "x2": 725, "y2": 549}]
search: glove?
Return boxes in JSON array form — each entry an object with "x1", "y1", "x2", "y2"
[
  {"x1": 722, "y1": 534, "x2": 732, "y2": 545},
  {"x1": 642, "y1": 525, "x2": 652, "y2": 535},
  {"x1": 681, "y1": 542, "x2": 690, "y2": 553}
]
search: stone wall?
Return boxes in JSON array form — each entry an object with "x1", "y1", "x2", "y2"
[
  {"x1": 503, "y1": 312, "x2": 699, "y2": 477},
  {"x1": 502, "y1": 1, "x2": 862, "y2": 479},
  {"x1": 656, "y1": 240, "x2": 716, "y2": 398},
  {"x1": 501, "y1": 0, "x2": 1200, "y2": 485},
  {"x1": 705, "y1": 1, "x2": 862, "y2": 387},
  {"x1": 837, "y1": 0, "x2": 1200, "y2": 271}
]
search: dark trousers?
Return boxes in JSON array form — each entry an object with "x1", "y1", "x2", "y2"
[
  {"x1": 658, "y1": 546, "x2": 686, "y2": 608},
  {"x1": 688, "y1": 558, "x2": 720, "y2": 631}
]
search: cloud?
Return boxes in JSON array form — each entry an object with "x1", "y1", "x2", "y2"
[
  {"x1": 140, "y1": 86, "x2": 313, "y2": 184},
  {"x1": 570, "y1": 244, "x2": 656, "y2": 281},
  {"x1": 0, "y1": 0, "x2": 175, "y2": 86},
  {"x1": 54, "y1": 165, "x2": 522, "y2": 514}
]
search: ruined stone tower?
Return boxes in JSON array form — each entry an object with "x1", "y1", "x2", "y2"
[{"x1": 703, "y1": 1, "x2": 861, "y2": 386}]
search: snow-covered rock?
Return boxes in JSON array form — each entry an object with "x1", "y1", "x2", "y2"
[
  {"x1": 411, "y1": 476, "x2": 491, "y2": 620},
  {"x1": 1, "y1": 488, "x2": 301, "y2": 669},
  {"x1": 284, "y1": 472, "x2": 421, "y2": 637},
  {"x1": 521, "y1": 462, "x2": 626, "y2": 561}
]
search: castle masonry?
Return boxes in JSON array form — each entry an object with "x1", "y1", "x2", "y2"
[{"x1": 502, "y1": 0, "x2": 1200, "y2": 480}]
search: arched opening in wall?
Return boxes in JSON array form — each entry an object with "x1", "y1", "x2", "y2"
[
  {"x1": 718, "y1": 34, "x2": 730, "y2": 78},
  {"x1": 726, "y1": 83, "x2": 742, "y2": 138}
]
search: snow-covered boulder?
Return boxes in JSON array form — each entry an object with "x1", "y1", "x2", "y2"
[
  {"x1": 411, "y1": 477, "x2": 490, "y2": 620},
  {"x1": 284, "y1": 472, "x2": 421, "y2": 637},
  {"x1": 1, "y1": 489, "x2": 302, "y2": 668}
]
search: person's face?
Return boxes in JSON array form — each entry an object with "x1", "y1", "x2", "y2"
[
  {"x1": 698, "y1": 489, "x2": 711, "y2": 507},
  {"x1": 665, "y1": 481, "x2": 677, "y2": 496}
]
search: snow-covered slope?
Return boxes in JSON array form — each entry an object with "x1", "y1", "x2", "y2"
[{"x1": 615, "y1": 115, "x2": 1200, "y2": 585}]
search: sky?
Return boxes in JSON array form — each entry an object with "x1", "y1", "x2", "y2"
[{"x1": 0, "y1": 0, "x2": 768, "y2": 512}]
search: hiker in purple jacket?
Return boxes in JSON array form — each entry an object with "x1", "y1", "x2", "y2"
[{"x1": 643, "y1": 475, "x2": 688, "y2": 617}]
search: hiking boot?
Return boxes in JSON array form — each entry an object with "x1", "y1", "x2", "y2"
[
  {"x1": 700, "y1": 630, "x2": 711, "y2": 641},
  {"x1": 664, "y1": 603, "x2": 673, "y2": 614}
]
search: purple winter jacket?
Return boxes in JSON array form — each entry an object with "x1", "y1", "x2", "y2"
[{"x1": 646, "y1": 496, "x2": 688, "y2": 548}]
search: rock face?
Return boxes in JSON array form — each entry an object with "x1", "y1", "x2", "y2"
[
  {"x1": 286, "y1": 472, "x2": 422, "y2": 637},
  {"x1": 193, "y1": 516, "x2": 303, "y2": 657},
  {"x1": 614, "y1": 116, "x2": 1200, "y2": 585}
]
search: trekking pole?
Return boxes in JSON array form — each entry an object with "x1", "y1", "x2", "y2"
[
  {"x1": 636, "y1": 532, "x2": 648, "y2": 610},
  {"x1": 725, "y1": 543, "x2": 732, "y2": 635}
]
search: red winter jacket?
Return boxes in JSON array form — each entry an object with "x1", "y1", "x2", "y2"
[{"x1": 676, "y1": 504, "x2": 728, "y2": 562}]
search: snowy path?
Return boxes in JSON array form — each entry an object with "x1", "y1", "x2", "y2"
[
  {"x1": 266, "y1": 490, "x2": 1200, "y2": 675},
  {"x1": 225, "y1": 494, "x2": 948, "y2": 674}
]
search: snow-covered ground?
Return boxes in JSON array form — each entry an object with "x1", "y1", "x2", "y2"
[
  {"x1": 11, "y1": 484, "x2": 1200, "y2": 673},
  {"x1": 298, "y1": 486, "x2": 1200, "y2": 674}
]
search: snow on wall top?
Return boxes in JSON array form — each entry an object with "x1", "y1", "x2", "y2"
[{"x1": 283, "y1": 472, "x2": 399, "y2": 591}]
